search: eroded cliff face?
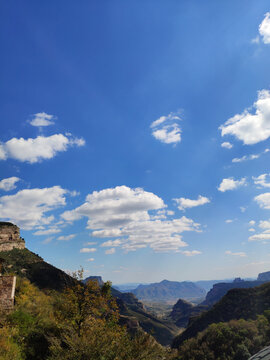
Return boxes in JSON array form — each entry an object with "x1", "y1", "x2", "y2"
[{"x1": 0, "y1": 222, "x2": 25, "y2": 252}]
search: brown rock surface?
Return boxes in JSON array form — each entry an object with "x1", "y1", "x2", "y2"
[
  {"x1": 0, "y1": 222, "x2": 25, "y2": 252},
  {"x1": 0, "y1": 275, "x2": 16, "y2": 310}
]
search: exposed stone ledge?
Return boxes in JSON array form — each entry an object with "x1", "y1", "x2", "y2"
[{"x1": 0, "y1": 222, "x2": 25, "y2": 252}]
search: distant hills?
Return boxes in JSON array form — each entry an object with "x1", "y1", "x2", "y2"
[{"x1": 130, "y1": 279, "x2": 206, "y2": 302}]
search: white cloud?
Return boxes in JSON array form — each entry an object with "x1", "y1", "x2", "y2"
[
  {"x1": 0, "y1": 186, "x2": 67, "y2": 229},
  {"x1": 34, "y1": 227, "x2": 61, "y2": 236},
  {"x1": 62, "y1": 185, "x2": 165, "y2": 229},
  {"x1": 80, "y1": 248, "x2": 97, "y2": 253},
  {"x1": 29, "y1": 112, "x2": 55, "y2": 127},
  {"x1": 240, "y1": 206, "x2": 246, "y2": 213},
  {"x1": 259, "y1": 220, "x2": 270, "y2": 229},
  {"x1": 100, "y1": 239, "x2": 122, "y2": 247},
  {"x1": 87, "y1": 258, "x2": 95, "y2": 262},
  {"x1": 180, "y1": 250, "x2": 201, "y2": 257},
  {"x1": 0, "y1": 177, "x2": 20, "y2": 191},
  {"x1": 62, "y1": 186, "x2": 201, "y2": 253},
  {"x1": 225, "y1": 219, "x2": 234, "y2": 223},
  {"x1": 174, "y1": 195, "x2": 210, "y2": 211},
  {"x1": 232, "y1": 154, "x2": 260, "y2": 163},
  {"x1": 249, "y1": 233, "x2": 270, "y2": 242},
  {"x1": 225, "y1": 250, "x2": 246, "y2": 257},
  {"x1": 218, "y1": 177, "x2": 247, "y2": 192},
  {"x1": 105, "y1": 248, "x2": 115, "y2": 255},
  {"x1": 254, "y1": 193, "x2": 270, "y2": 209},
  {"x1": 249, "y1": 228, "x2": 256, "y2": 232},
  {"x1": 249, "y1": 220, "x2": 256, "y2": 226},
  {"x1": 151, "y1": 111, "x2": 182, "y2": 145},
  {"x1": 259, "y1": 12, "x2": 270, "y2": 44},
  {"x1": 85, "y1": 241, "x2": 97, "y2": 246},
  {"x1": 221, "y1": 142, "x2": 233, "y2": 149},
  {"x1": 253, "y1": 174, "x2": 270, "y2": 188},
  {"x1": 57, "y1": 234, "x2": 76, "y2": 241},
  {"x1": 220, "y1": 90, "x2": 270, "y2": 145},
  {"x1": 233, "y1": 148, "x2": 269, "y2": 164},
  {"x1": 0, "y1": 133, "x2": 85, "y2": 163}
]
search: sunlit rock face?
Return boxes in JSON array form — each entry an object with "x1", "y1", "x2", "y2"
[{"x1": 0, "y1": 222, "x2": 25, "y2": 252}]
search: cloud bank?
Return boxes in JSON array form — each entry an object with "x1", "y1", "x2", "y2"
[{"x1": 62, "y1": 185, "x2": 201, "y2": 253}]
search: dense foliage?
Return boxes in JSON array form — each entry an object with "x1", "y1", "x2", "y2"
[
  {"x1": 0, "y1": 273, "x2": 176, "y2": 360},
  {"x1": 177, "y1": 313, "x2": 270, "y2": 360}
]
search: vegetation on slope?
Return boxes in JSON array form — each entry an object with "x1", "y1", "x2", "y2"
[
  {"x1": 0, "y1": 273, "x2": 177, "y2": 360},
  {"x1": 0, "y1": 248, "x2": 177, "y2": 346},
  {"x1": 173, "y1": 281, "x2": 270, "y2": 348},
  {"x1": 176, "y1": 314, "x2": 270, "y2": 360}
]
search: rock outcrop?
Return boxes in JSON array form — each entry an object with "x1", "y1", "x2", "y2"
[
  {"x1": 0, "y1": 222, "x2": 25, "y2": 252},
  {"x1": 257, "y1": 271, "x2": 270, "y2": 282}
]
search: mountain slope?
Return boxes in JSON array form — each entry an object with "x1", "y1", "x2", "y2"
[
  {"x1": 132, "y1": 279, "x2": 206, "y2": 301},
  {"x1": 201, "y1": 279, "x2": 265, "y2": 307},
  {"x1": 0, "y1": 248, "x2": 178, "y2": 345},
  {"x1": 172, "y1": 281, "x2": 270, "y2": 348}
]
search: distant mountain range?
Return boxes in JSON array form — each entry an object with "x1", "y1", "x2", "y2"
[{"x1": 130, "y1": 279, "x2": 206, "y2": 301}]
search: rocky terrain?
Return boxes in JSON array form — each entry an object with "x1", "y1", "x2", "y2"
[{"x1": 0, "y1": 222, "x2": 25, "y2": 252}]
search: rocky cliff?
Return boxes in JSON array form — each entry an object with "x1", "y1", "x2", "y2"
[{"x1": 0, "y1": 222, "x2": 25, "y2": 252}]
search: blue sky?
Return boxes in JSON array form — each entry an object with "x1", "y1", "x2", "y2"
[{"x1": 1, "y1": 1, "x2": 270, "y2": 283}]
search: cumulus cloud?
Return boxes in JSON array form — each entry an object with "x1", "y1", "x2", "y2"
[
  {"x1": 220, "y1": 90, "x2": 270, "y2": 145},
  {"x1": 57, "y1": 234, "x2": 76, "y2": 241},
  {"x1": 150, "y1": 111, "x2": 182, "y2": 145},
  {"x1": 87, "y1": 258, "x2": 95, "y2": 262},
  {"x1": 0, "y1": 177, "x2": 20, "y2": 191},
  {"x1": 259, "y1": 12, "x2": 270, "y2": 44},
  {"x1": 29, "y1": 112, "x2": 55, "y2": 127},
  {"x1": 249, "y1": 233, "x2": 270, "y2": 242},
  {"x1": 218, "y1": 177, "x2": 247, "y2": 192},
  {"x1": 225, "y1": 250, "x2": 247, "y2": 257},
  {"x1": 221, "y1": 142, "x2": 233, "y2": 149},
  {"x1": 80, "y1": 248, "x2": 96, "y2": 253},
  {"x1": 62, "y1": 185, "x2": 165, "y2": 229},
  {"x1": 62, "y1": 185, "x2": 201, "y2": 253},
  {"x1": 225, "y1": 219, "x2": 234, "y2": 223},
  {"x1": 253, "y1": 174, "x2": 270, "y2": 188},
  {"x1": 258, "y1": 220, "x2": 270, "y2": 230},
  {"x1": 100, "y1": 239, "x2": 122, "y2": 247},
  {"x1": 105, "y1": 248, "x2": 116, "y2": 255},
  {"x1": 174, "y1": 195, "x2": 210, "y2": 211},
  {"x1": 249, "y1": 220, "x2": 256, "y2": 226},
  {"x1": 248, "y1": 219, "x2": 270, "y2": 241},
  {"x1": 0, "y1": 186, "x2": 67, "y2": 229},
  {"x1": 0, "y1": 133, "x2": 85, "y2": 163},
  {"x1": 254, "y1": 193, "x2": 270, "y2": 209}
]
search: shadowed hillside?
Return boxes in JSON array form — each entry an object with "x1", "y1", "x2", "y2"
[{"x1": 172, "y1": 281, "x2": 270, "y2": 348}]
